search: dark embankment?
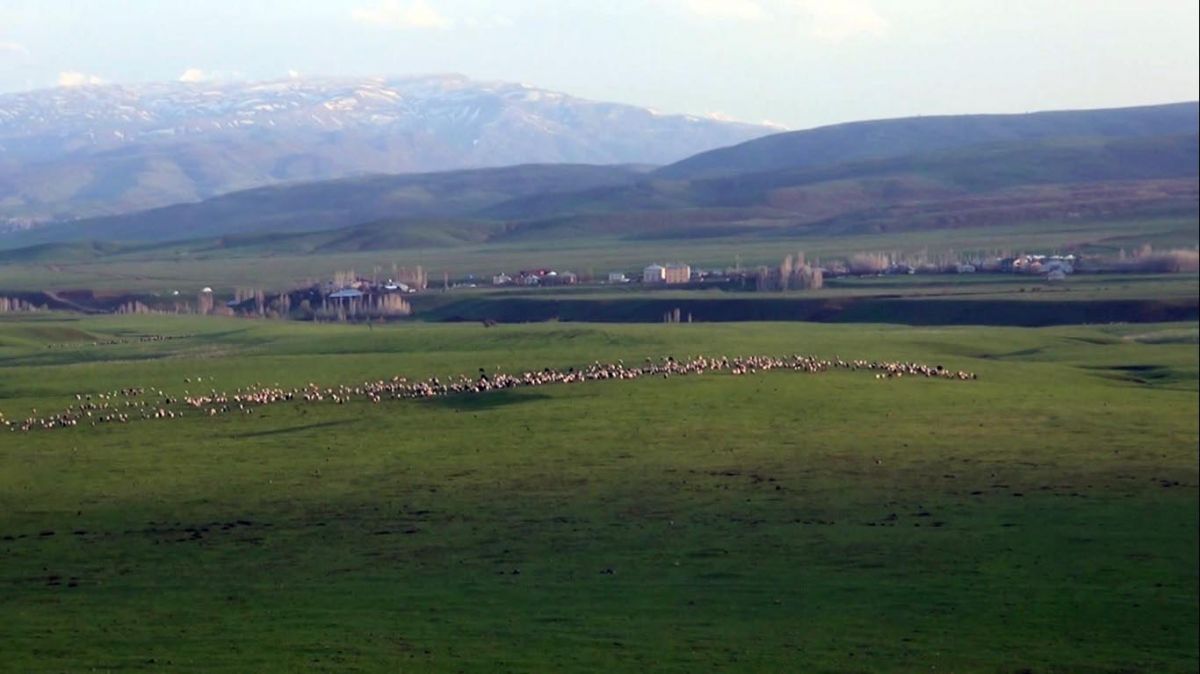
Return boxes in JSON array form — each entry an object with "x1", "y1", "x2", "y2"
[{"x1": 416, "y1": 295, "x2": 1199, "y2": 327}]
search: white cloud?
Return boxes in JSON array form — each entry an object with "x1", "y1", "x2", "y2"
[
  {"x1": 288, "y1": 69, "x2": 301, "y2": 79},
  {"x1": 57, "y1": 71, "x2": 105, "y2": 87},
  {"x1": 682, "y1": 0, "x2": 766, "y2": 21},
  {"x1": 788, "y1": 0, "x2": 888, "y2": 42},
  {"x1": 351, "y1": 0, "x2": 451, "y2": 30},
  {"x1": 0, "y1": 41, "x2": 28, "y2": 55},
  {"x1": 178, "y1": 67, "x2": 210, "y2": 83}
]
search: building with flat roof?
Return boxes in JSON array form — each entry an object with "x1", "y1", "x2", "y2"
[{"x1": 663, "y1": 263, "x2": 691, "y2": 284}]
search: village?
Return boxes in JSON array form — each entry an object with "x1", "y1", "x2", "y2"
[
  {"x1": 3, "y1": 246, "x2": 1195, "y2": 323},
  {"x1": 483, "y1": 253, "x2": 1084, "y2": 291}
]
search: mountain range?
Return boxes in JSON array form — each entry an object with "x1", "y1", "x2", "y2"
[
  {"x1": 0, "y1": 74, "x2": 774, "y2": 227},
  {"x1": 0, "y1": 93, "x2": 1195, "y2": 259}
]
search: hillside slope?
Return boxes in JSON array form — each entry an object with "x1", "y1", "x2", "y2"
[
  {"x1": 1, "y1": 164, "x2": 643, "y2": 246},
  {"x1": 655, "y1": 101, "x2": 1199, "y2": 180},
  {"x1": 2, "y1": 134, "x2": 1194, "y2": 256},
  {"x1": 484, "y1": 134, "x2": 1200, "y2": 223}
]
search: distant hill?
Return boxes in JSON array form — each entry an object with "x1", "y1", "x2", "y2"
[
  {"x1": 482, "y1": 134, "x2": 1200, "y2": 222},
  {"x1": 655, "y1": 102, "x2": 1199, "y2": 180},
  {"x1": 0, "y1": 74, "x2": 773, "y2": 226},
  {"x1": 3, "y1": 134, "x2": 1194, "y2": 257},
  {"x1": 2, "y1": 164, "x2": 643, "y2": 246}
]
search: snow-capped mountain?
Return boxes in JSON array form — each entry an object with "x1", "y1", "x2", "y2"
[{"x1": 0, "y1": 74, "x2": 777, "y2": 227}]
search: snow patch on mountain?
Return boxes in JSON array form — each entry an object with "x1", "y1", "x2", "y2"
[{"x1": 0, "y1": 74, "x2": 777, "y2": 226}]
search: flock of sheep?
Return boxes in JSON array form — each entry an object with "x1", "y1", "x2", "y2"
[{"x1": 2, "y1": 354, "x2": 976, "y2": 433}]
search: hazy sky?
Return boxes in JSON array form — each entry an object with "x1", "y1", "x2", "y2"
[{"x1": 1, "y1": 0, "x2": 1197, "y2": 129}]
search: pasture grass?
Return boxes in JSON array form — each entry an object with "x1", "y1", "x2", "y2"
[
  {"x1": 0, "y1": 215, "x2": 1194, "y2": 293},
  {"x1": 0, "y1": 316, "x2": 1197, "y2": 672}
]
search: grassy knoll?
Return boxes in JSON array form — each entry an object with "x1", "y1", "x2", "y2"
[{"x1": 1, "y1": 316, "x2": 1197, "y2": 672}]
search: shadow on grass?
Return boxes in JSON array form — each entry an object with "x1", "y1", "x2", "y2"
[
  {"x1": 0, "y1": 350, "x2": 176, "y2": 369},
  {"x1": 978, "y1": 346, "x2": 1046, "y2": 360},
  {"x1": 1085, "y1": 363, "x2": 1195, "y2": 389},
  {"x1": 421, "y1": 389, "x2": 553, "y2": 411},
  {"x1": 231, "y1": 419, "x2": 354, "y2": 438}
]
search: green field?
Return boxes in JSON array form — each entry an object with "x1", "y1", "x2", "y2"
[
  {"x1": 1, "y1": 315, "x2": 1197, "y2": 672},
  {"x1": 0, "y1": 215, "x2": 1195, "y2": 293},
  {"x1": 415, "y1": 273, "x2": 1199, "y2": 302},
  {"x1": 405, "y1": 274, "x2": 1199, "y2": 326}
]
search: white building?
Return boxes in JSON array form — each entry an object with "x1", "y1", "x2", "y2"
[
  {"x1": 608, "y1": 272, "x2": 628, "y2": 283},
  {"x1": 492, "y1": 273, "x2": 513, "y2": 286},
  {"x1": 643, "y1": 264, "x2": 666, "y2": 283},
  {"x1": 1043, "y1": 259, "x2": 1074, "y2": 275}
]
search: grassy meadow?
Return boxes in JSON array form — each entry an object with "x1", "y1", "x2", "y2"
[
  {"x1": 0, "y1": 215, "x2": 1194, "y2": 293},
  {"x1": 0, "y1": 315, "x2": 1197, "y2": 672}
]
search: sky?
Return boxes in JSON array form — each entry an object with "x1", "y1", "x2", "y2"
[{"x1": 1, "y1": 0, "x2": 1197, "y2": 129}]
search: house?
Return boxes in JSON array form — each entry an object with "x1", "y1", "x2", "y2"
[
  {"x1": 664, "y1": 264, "x2": 691, "y2": 284},
  {"x1": 382, "y1": 280, "x2": 415, "y2": 293},
  {"x1": 516, "y1": 268, "x2": 562, "y2": 286},
  {"x1": 999, "y1": 254, "x2": 1075, "y2": 275},
  {"x1": 542, "y1": 271, "x2": 577, "y2": 286},
  {"x1": 492, "y1": 273, "x2": 513, "y2": 286},
  {"x1": 608, "y1": 272, "x2": 628, "y2": 283},
  {"x1": 955, "y1": 263, "x2": 977, "y2": 274},
  {"x1": 524, "y1": 270, "x2": 578, "y2": 287},
  {"x1": 643, "y1": 264, "x2": 666, "y2": 283},
  {"x1": 1043, "y1": 258, "x2": 1074, "y2": 275}
]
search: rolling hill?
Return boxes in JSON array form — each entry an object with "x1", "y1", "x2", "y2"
[
  {"x1": 655, "y1": 101, "x2": 1199, "y2": 180},
  {"x1": 0, "y1": 164, "x2": 645, "y2": 246},
  {"x1": 0, "y1": 102, "x2": 1195, "y2": 260},
  {"x1": 2, "y1": 132, "x2": 1195, "y2": 258},
  {"x1": 474, "y1": 133, "x2": 1200, "y2": 237}
]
